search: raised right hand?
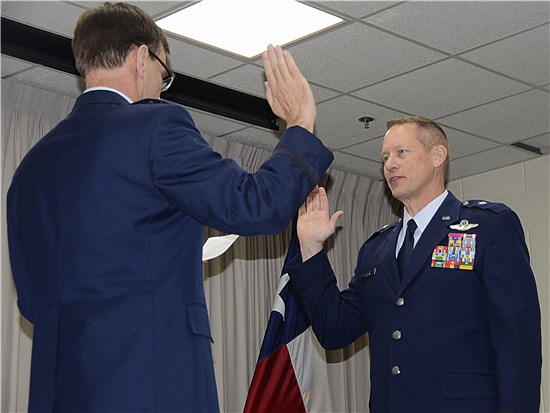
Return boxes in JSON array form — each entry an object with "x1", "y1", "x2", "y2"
[
  {"x1": 298, "y1": 186, "x2": 343, "y2": 261},
  {"x1": 262, "y1": 45, "x2": 316, "y2": 133}
]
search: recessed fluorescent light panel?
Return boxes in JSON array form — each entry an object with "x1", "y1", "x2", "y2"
[{"x1": 156, "y1": 0, "x2": 343, "y2": 58}]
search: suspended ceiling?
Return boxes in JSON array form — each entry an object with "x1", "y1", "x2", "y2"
[{"x1": 2, "y1": 1, "x2": 549, "y2": 181}]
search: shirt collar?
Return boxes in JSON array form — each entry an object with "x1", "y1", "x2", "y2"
[
  {"x1": 83, "y1": 87, "x2": 133, "y2": 103},
  {"x1": 403, "y1": 190, "x2": 448, "y2": 235}
]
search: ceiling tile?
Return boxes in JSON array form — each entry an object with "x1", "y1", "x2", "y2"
[
  {"x1": 313, "y1": 1, "x2": 401, "y2": 19},
  {"x1": 6, "y1": 67, "x2": 82, "y2": 98},
  {"x1": 332, "y1": 151, "x2": 384, "y2": 180},
  {"x1": 438, "y1": 90, "x2": 550, "y2": 143},
  {"x1": 210, "y1": 63, "x2": 341, "y2": 102},
  {"x1": 309, "y1": 84, "x2": 342, "y2": 104},
  {"x1": 522, "y1": 133, "x2": 550, "y2": 153},
  {"x1": 166, "y1": 37, "x2": 243, "y2": 79},
  {"x1": 448, "y1": 146, "x2": 540, "y2": 181},
  {"x1": 365, "y1": 1, "x2": 550, "y2": 54},
  {"x1": 1, "y1": 1, "x2": 85, "y2": 37},
  {"x1": 443, "y1": 128, "x2": 500, "y2": 160},
  {"x1": 72, "y1": 2, "x2": 187, "y2": 18},
  {"x1": 209, "y1": 64, "x2": 265, "y2": 97},
  {"x1": 460, "y1": 25, "x2": 550, "y2": 87},
  {"x1": 341, "y1": 136, "x2": 384, "y2": 162},
  {"x1": 315, "y1": 95, "x2": 403, "y2": 149},
  {"x1": 352, "y1": 58, "x2": 528, "y2": 118},
  {"x1": 2, "y1": 56, "x2": 33, "y2": 77},
  {"x1": 287, "y1": 23, "x2": 445, "y2": 92}
]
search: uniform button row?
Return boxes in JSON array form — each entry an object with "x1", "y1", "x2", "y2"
[{"x1": 392, "y1": 298, "x2": 405, "y2": 377}]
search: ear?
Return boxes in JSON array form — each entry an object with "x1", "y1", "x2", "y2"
[
  {"x1": 432, "y1": 144, "x2": 447, "y2": 168},
  {"x1": 134, "y1": 44, "x2": 149, "y2": 80}
]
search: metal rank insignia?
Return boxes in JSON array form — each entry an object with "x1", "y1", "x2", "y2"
[
  {"x1": 449, "y1": 219, "x2": 479, "y2": 231},
  {"x1": 431, "y1": 233, "x2": 476, "y2": 270}
]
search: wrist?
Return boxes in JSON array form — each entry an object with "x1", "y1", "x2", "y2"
[
  {"x1": 300, "y1": 242, "x2": 323, "y2": 262},
  {"x1": 285, "y1": 115, "x2": 315, "y2": 134}
]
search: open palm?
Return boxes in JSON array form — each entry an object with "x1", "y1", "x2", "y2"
[{"x1": 297, "y1": 186, "x2": 343, "y2": 261}]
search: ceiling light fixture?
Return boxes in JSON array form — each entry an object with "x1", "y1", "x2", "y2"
[{"x1": 156, "y1": 0, "x2": 343, "y2": 59}]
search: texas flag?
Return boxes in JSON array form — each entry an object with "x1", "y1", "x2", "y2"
[{"x1": 243, "y1": 223, "x2": 333, "y2": 412}]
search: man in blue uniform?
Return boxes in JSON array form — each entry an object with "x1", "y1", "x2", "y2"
[
  {"x1": 7, "y1": 2, "x2": 333, "y2": 411},
  {"x1": 287, "y1": 116, "x2": 541, "y2": 412}
]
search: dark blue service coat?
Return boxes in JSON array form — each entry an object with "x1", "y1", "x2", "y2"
[
  {"x1": 7, "y1": 90, "x2": 333, "y2": 412},
  {"x1": 288, "y1": 192, "x2": 541, "y2": 413}
]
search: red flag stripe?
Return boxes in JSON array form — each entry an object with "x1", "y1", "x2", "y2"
[{"x1": 243, "y1": 345, "x2": 306, "y2": 413}]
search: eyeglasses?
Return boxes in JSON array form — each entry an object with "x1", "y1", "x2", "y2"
[{"x1": 146, "y1": 48, "x2": 175, "y2": 92}]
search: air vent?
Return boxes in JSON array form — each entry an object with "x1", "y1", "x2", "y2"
[{"x1": 510, "y1": 141, "x2": 547, "y2": 155}]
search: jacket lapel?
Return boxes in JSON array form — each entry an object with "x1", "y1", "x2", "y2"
[
  {"x1": 376, "y1": 222, "x2": 402, "y2": 294},
  {"x1": 400, "y1": 192, "x2": 462, "y2": 291}
]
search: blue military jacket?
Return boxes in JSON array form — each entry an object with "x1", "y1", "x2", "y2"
[
  {"x1": 7, "y1": 91, "x2": 333, "y2": 412},
  {"x1": 288, "y1": 192, "x2": 541, "y2": 413}
]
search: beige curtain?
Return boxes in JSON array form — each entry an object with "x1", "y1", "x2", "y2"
[{"x1": 1, "y1": 80, "x2": 398, "y2": 412}]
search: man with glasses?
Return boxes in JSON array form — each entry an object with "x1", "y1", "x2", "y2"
[
  {"x1": 141, "y1": 44, "x2": 176, "y2": 93},
  {"x1": 7, "y1": 2, "x2": 332, "y2": 412}
]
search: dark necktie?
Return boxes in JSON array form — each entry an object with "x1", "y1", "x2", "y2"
[{"x1": 397, "y1": 219, "x2": 417, "y2": 280}]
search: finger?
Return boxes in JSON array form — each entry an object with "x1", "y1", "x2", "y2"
[
  {"x1": 264, "y1": 81, "x2": 272, "y2": 104},
  {"x1": 299, "y1": 200, "x2": 307, "y2": 216},
  {"x1": 311, "y1": 186, "x2": 321, "y2": 211},
  {"x1": 267, "y1": 45, "x2": 283, "y2": 83},
  {"x1": 262, "y1": 48, "x2": 273, "y2": 78},
  {"x1": 318, "y1": 187, "x2": 328, "y2": 212},
  {"x1": 283, "y1": 50, "x2": 302, "y2": 79},
  {"x1": 306, "y1": 190, "x2": 315, "y2": 211},
  {"x1": 263, "y1": 45, "x2": 280, "y2": 88},
  {"x1": 314, "y1": 187, "x2": 323, "y2": 211},
  {"x1": 273, "y1": 46, "x2": 291, "y2": 81}
]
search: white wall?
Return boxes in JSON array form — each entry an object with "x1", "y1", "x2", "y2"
[{"x1": 447, "y1": 155, "x2": 550, "y2": 412}]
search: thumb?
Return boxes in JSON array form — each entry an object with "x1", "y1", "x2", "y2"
[{"x1": 330, "y1": 211, "x2": 344, "y2": 226}]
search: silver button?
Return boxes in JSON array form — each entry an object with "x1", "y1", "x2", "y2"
[
  {"x1": 392, "y1": 330, "x2": 402, "y2": 340},
  {"x1": 395, "y1": 297, "x2": 405, "y2": 306},
  {"x1": 391, "y1": 365, "x2": 400, "y2": 376}
]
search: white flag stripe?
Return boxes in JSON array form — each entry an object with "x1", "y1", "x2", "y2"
[
  {"x1": 287, "y1": 328, "x2": 333, "y2": 412},
  {"x1": 271, "y1": 273, "x2": 290, "y2": 320}
]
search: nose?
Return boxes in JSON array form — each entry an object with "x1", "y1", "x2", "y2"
[{"x1": 384, "y1": 155, "x2": 397, "y2": 172}]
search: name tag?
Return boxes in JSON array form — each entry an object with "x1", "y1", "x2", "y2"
[{"x1": 362, "y1": 268, "x2": 377, "y2": 279}]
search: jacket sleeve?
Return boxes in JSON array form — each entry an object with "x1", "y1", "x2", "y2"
[
  {"x1": 481, "y1": 209, "x2": 542, "y2": 412},
  {"x1": 286, "y1": 247, "x2": 369, "y2": 350},
  {"x1": 148, "y1": 104, "x2": 333, "y2": 235}
]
